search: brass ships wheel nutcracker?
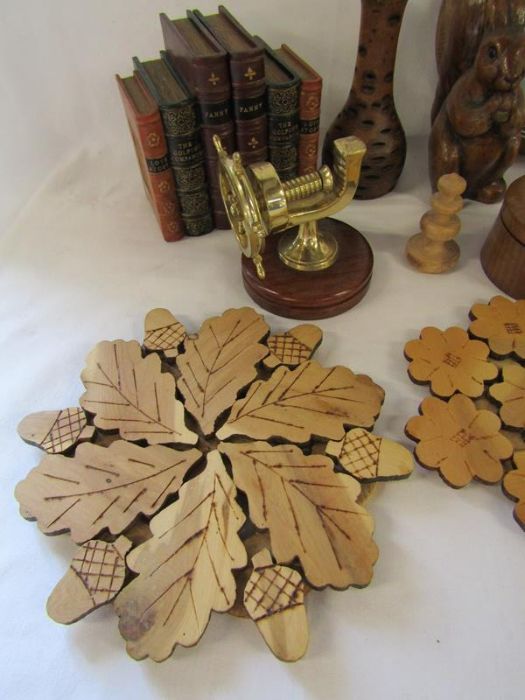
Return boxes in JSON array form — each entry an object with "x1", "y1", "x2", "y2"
[{"x1": 214, "y1": 134, "x2": 373, "y2": 319}]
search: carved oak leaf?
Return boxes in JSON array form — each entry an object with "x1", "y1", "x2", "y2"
[
  {"x1": 14, "y1": 441, "x2": 202, "y2": 543},
  {"x1": 219, "y1": 441, "x2": 378, "y2": 589},
  {"x1": 177, "y1": 307, "x2": 270, "y2": 436},
  {"x1": 114, "y1": 451, "x2": 247, "y2": 661},
  {"x1": 80, "y1": 340, "x2": 197, "y2": 445},
  {"x1": 217, "y1": 361, "x2": 385, "y2": 443}
]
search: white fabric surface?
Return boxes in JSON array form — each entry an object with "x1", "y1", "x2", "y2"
[{"x1": 1, "y1": 2, "x2": 525, "y2": 699}]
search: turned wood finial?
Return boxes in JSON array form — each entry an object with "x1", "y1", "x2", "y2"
[{"x1": 405, "y1": 173, "x2": 467, "y2": 273}]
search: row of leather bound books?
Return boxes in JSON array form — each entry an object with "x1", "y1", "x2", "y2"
[{"x1": 116, "y1": 5, "x2": 323, "y2": 241}]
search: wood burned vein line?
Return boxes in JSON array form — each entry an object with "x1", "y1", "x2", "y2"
[
  {"x1": 89, "y1": 362, "x2": 180, "y2": 436},
  {"x1": 43, "y1": 460, "x2": 188, "y2": 500}
]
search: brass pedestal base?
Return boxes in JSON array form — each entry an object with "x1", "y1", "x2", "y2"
[{"x1": 242, "y1": 218, "x2": 374, "y2": 320}]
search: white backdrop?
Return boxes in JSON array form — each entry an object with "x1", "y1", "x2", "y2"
[
  {"x1": 1, "y1": 2, "x2": 525, "y2": 700},
  {"x1": 0, "y1": 0, "x2": 439, "y2": 234}
]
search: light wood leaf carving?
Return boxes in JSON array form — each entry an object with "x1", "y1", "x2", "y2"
[
  {"x1": 177, "y1": 307, "x2": 269, "y2": 435},
  {"x1": 14, "y1": 440, "x2": 202, "y2": 543},
  {"x1": 80, "y1": 340, "x2": 197, "y2": 445},
  {"x1": 114, "y1": 451, "x2": 247, "y2": 661},
  {"x1": 217, "y1": 361, "x2": 385, "y2": 443},
  {"x1": 219, "y1": 442, "x2": 378, "y2": 589}
]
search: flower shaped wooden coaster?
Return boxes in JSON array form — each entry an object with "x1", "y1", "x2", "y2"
[
  {"x1": 14, "y1": 307, "x2": 413, "y2": 663},
  {"x1": 405, "y1": 395, "x2": 513, "y2": 488},
  {"x1": 503, "y1": 452, "x2": 525, "y2": 530},
  {"x1": 404, "y1": 296, "x2": 525, "y2": 529},
  {"x1": 404, "y1": 326, "x2": 497, "y2": 398},
  {"x1": 469, "y1": 296, "x2": 525, "y2": 361}
]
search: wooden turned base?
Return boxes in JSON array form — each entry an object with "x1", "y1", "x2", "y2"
[{"x1": 242, "y1": 219, "x2": 374, "y2": 320}]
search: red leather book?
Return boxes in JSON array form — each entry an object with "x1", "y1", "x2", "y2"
[
  {"x1": 274, "y1": 44, "x2": 323, "y2": 175},
  {"x1": 192, "y1": 5, "x2": 267, "y2": 166},
  {"x1": 160, "y1": 11, "x2": 234, "y2": 229},
  {"x1": 116, "y1": 73, "x2": 184, "y2": 241}
]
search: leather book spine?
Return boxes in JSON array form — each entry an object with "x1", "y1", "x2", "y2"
[
  {"x1": 298, "y1": 79, "x2": 322, "y2": 175},
  {"x1": 116, "y1": 75, "x2": 185, "y2": 242},
  {"x1": 265, "y1": 77, "x2": 300, "y2": 180},
  {"x1": 161, "y1": 14, "x2": 234, "y2": 228},
  {"x1": 160, "y1": 98, "x2": 213, "y2": 237},
  {"x1": 229, "y1": 53, "x2": 267, "y2": 165}
]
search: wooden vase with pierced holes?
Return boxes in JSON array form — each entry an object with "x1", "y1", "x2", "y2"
[
  {"x1": 14, "y1": 307, "x2": 415, "y2": 665},
  {"x1": 322, "y1": 0, "x2": 408, "y2": 199},
  {"x1": 405, "y1": 173, "x2": 466, "y2": 274}
]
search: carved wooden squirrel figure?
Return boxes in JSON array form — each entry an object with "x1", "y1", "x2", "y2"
[{"x1": 430, "y1": 29, "x2": 525, "y2": 204}]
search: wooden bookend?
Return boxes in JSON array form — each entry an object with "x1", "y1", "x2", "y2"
[
  {"x1": 17, "y1": 408, "x2": 94, "y2": 454},
  {"x1": 143, "y1": 308, "x2": 186, "y2": 359},
  {"x1": 243, "y1": 549, "x2": 308, "y2": 662},
  {"x1": 405, "y1": 173, "x2": 466, "y2": 273},
  {"x1": 326, "y1": 428, "x2": 413, "y2": 482},
  {"x1": 47, "y1": 536, "x2": 132, "y2": 624},
  {"x1": 503, "y1": 451, "x2": 525, "y2": 530},
  {"x1": 404, "y1": 326, "x2": 497, "y2": 398},
  {"x1": 264, "y1": 324, "x2": 322, "y2": 369},
  {"x1": 405, "y1": 394, "x2": 513, "y2": 488}
]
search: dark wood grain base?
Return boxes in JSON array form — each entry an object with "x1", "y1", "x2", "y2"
[{"x1": 242, "y1": 218, "x2": 374, "y2": 319}]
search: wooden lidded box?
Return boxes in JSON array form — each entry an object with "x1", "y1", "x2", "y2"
[{"x1": 480, "y1": 175, "x2": 525, "y2": 299}]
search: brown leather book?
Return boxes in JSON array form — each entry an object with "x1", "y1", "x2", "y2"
[
  {"x1": 134, "y1": 55, "x2": 214, "y2": 236},
  {"x1": 116, "y1": 73, "x2": 185, "y2": 242},
  {"x1": 160, "y1": 11, "x2": 234, "y2": 229},
  {"x1": 192, "y1": 5, "x2": 267, "y2": 166},
  {"x1": 274, "y1": 44, "x2": 323, "y2": 175},
  {"x1": 255, "y1": 37, "x2": 300, "y2": 181}
]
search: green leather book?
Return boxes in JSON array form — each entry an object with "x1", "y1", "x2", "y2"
[{"x1": 133, "y1": 54, "x2": 214, "y2": 236}]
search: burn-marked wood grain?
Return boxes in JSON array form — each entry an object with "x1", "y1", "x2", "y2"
[
  {"x1": 14, "y1": 440, "x2": 202, "y2": 543},
  {"x1": 489, "y1": 361, "x2": 525, "y2": 430},
  {"x1": 114, "y1": 451, "x2": 246, "y2": 661},
  {"x1": 47, "y1": 536, "x2": 132, "y2": 623},
  {"x1": 244, "y1": 549, "x2": 308, "y2": 662},
  {"x1": 177, "y1": 308, "x2": 269, "y2": 436},
  {"x1": 17, "y1": 408, "x2": 94, "y2": 454},
  {"x1": 264, "y1": 324, "x2": 323, "y2": 369},
  {"x1": 220, "y1": 441, "x2": 378, "y2": 589},
  {"x1": 326, "y1": 428, "x2": 413, "y2": 481},
  {"x1": 143, "y1": 308, "x2": 187, "y2": 359},
  {"x1": 217, "y1": 361, "x2": 384, "y2": 443},
  {"x1": 80, "y1": 340, "x2": 197, "y2": 445}
]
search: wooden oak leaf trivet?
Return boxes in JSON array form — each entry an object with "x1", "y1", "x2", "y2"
[
  {"x1": 503, "y1": 451, "x2": 525, "y2": 530},
  {"x1": 177, "y1": 307, "x2": 269, "y2": 436},
  {"x1": 80, "y1": 340, "x2": 197, "y2": 445},
  {"x1": 47, "y1": 536, "x2": 132, "y2": 624},
  {"x1": 326, "y1": 428, "x2": 413, "y2": 482},
  {"x1": 219, "y1": 441, "x2": 378, "y2": 589},
  {"x1": 404, "y1": 326, "x2": 497, "y2": 398},
  {"x1": 263, "y1": 324, "x2": 323, "y2": 369},
  {"x1": 405, "y1": 395, "x2": 513, "y2": 488},
  {"x1": 15, "y1": 440, "x2": 201, "y2": 543},
  {"x1": 244, "y1": 549, "x2": 308, "y2": 662},
  {"x1": 114, "y1": 451, "x2": 246, "y2": 661},
  {"x1": 217, "y1": 361, "x2": 384, "y2": 443},
  {"x1": 15, "y1": 306, "x2": 412, "y2": 664},
  {"x1": 469, "y1": 296, "x2": 525, "y2": 361},
  {"x1": 17, "y1": 407, "x2": 94, "y2": 454},
  {"x1": 489, "y1": 362, "x2": 525, "y2": 430},
  {"x1": 143, "y1": 308, "x2": 186, "y2": 359}
]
